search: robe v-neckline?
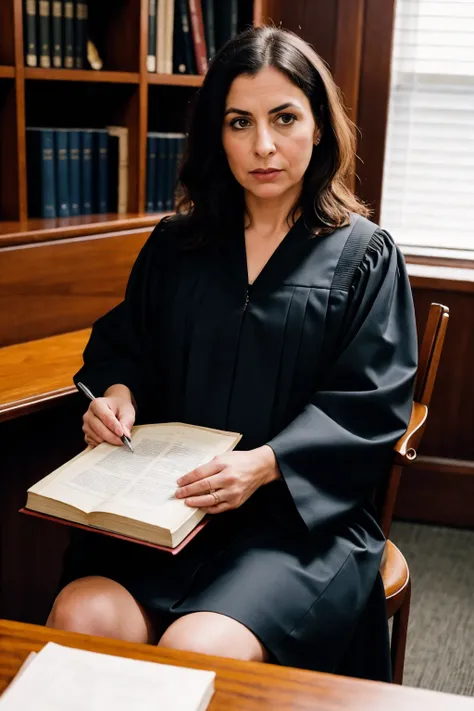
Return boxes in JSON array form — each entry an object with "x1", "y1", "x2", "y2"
[{"x1": 221, "y1": 215, "x2": 309, "y2": 289}]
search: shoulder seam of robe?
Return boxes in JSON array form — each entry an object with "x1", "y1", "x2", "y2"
[{"x1": 330, "y1": 215, "x2": 379, "y2": 292}]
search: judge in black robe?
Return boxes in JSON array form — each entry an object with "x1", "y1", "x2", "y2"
[{"x1": 62, "y1": 209, "x2": 418, "y2": 681}]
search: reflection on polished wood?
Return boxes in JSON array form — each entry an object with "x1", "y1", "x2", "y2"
[
  {"x1": 0, "y1": 329, "x2": 90, "y2": 421},
  {"x1": 1, "y1": 620, "x2": 474, "y2": 710},
  {"x1": 24, "y1": 68, "x2": 140, "y2": 83}
]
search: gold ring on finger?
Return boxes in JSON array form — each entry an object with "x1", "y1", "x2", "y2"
[
  {"x1": 211, "y1": 491, "x2": 220, "y2": 506},
  {"x1": 207, "y1": 479, "x2": 213, "y2": 493}
]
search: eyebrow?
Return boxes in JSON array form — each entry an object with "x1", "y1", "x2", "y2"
[{"x1": 224, "y1": 102, "x2": 300, "y2": 117}]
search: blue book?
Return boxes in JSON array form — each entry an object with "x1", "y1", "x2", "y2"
[
  {"x1": 146, "y1": 134, "x2": 157, "y2": 213},
  {"x1": 80, "y1": 129, "x2": 93, "y2": 215},
  {"x1": 155, "y1": 133, "x2": 167, "y2": 212},
  {"x1": 93, "y1": 130, "x2": 109, "y2": 214},
  {"x1": 167, "y1": 135, "x2": 179, "y2": 211},
  {"x1": 55, "y1": 129, "x2": 70, "y2": 217},
  {"x1": 68, "y1": 130, "x2": 81, "y2": 216},
  {"x1": 26, "y1": 128, "x2": 56, "y2": 218}
]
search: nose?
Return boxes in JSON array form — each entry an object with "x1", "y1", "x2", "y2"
[{"x1": 253, "y1": 124, "x2": 276, "y2": 158}]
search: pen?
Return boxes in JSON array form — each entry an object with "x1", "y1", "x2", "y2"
[{"x1": 76, "y1": 381, "x2": 134, "y2": 453}]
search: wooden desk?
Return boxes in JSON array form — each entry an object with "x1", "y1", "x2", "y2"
[
  {"x1": 0, "y1": 329, "x2": 91, "y2": 422},
  {"x1": 1, "y1": 620, "x2": 473, "y2": 711}
]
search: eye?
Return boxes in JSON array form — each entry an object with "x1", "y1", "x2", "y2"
[
  {"x1": 277, "y1": 113, "x2": 297, "y2": 126},
  {"x1": 230, "y1": 117, "x2": 251, "y2": 130}
]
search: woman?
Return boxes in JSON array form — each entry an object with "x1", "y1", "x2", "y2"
[{"x1": 47, "y1": 26, "x2": 417, "y2": 681}]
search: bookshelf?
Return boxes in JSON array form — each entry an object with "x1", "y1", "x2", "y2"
[{"x1": 0, "y1": 0, "x2": 278, "y2": 244}]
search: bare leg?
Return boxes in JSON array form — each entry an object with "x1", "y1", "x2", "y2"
[
  {"x1": 158, "y1": 612, "x2": 269, "y2": 663},
  {"x1": 47, "y1": 576, "x2": 158, "y2": 644}
]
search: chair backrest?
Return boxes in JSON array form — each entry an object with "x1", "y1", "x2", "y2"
[{"x1": 377, "y1": 302, "x2": 450, "y2": 538}]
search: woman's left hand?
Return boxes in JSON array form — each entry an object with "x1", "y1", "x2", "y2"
[{"x1": 175, "y1": 445, "x2": 281, "y2": 514}]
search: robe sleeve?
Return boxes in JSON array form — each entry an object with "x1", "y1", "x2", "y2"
[
  {"x1": 73, "y1": 221, "x2": 168, "y2": 414},
  {"x1": 266, "y1": 229, "x2": 418, "y2": 533}
]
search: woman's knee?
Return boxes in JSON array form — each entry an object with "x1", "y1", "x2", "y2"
[
  {"x1": 47, "y1": 576, "x2": 154, "y2": 643},
  {"x1": 158, "y1": 612, "x2": 268, "y2": 662}
]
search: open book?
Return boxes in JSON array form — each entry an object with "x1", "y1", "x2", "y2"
[
  {"x1": 24, "y1": 422, "x2": 241, "y2": 550},
  {"x1": 0, "y1": 642, "x2": 215, "y2": 711}
]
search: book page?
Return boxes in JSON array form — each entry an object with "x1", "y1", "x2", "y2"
[
  {"x1": 28, "y1": 423, "x2": 241, "y2": 529},
  {"x1": 0, "y1": 642, "x2": 215, "y2": 711}
]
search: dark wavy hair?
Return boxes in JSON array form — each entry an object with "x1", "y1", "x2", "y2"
[{"x1": 176, "y1": 25, "x2": 369, "y2": 244}]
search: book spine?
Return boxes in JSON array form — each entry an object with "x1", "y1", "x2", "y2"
[
  {"x1": 25, "y1": 0, "x2": 38, "y2": 67},
  {"x1": 26, "y1": 129, "x2": 56, "y2": 218},
  {"x1": 167, "y1": 136, "x2": 177, "y2": 210},
  {"x1": 75, "y1": 0, "x2": 87, "y2": 69},
  {"x1": 146, "y1": 134, "x2": 157, "y2": 212},
  {"x1": 95, "y1": 130, "x2": 108, "y2": 214},
  {"x1": 54, "y1": 130, "x2": 70, "y2": 217},
  {"x1": 166, "y1": 0, "x2": 175, "y2": 74},
  {"x1": 51, "y1": 0, "x2": 63, "y2": 67},
  {"x1": 147, "y1": 0, "x2": 157, "y2": 72},
  {"x1": 68, "y1": 129, "x2": 80, "y2": 215},
  {"x1": 38, "y1": 0, "x2": 51, "y2": 68},
  {"x1": 202, "y1": 0, "x2": 215, "y2": 59},
  {"x1": 176, "y1": 0, "x2": 196, "y2": 74},
  {"x1": 107, "y1": 127, "x2": 129, "y2": 214},
  {"x1": 63, "y1": 0, "x2": 74, "y2": 68},
  {"x1": 175, "y1": 134, "x2": 185, "y2": 204},
  {"x1": 215, "y1": 0, "x2": 238, "y2": 50},
  {"x1": 80, "y1": 129, "x2": 93, "y2": 214},
  {"x1": 188, "y1": 0, "x2": 208, "y2": 75},
  {"x1": 155, "y1": 134, "x2": 165, "y2": 211}
]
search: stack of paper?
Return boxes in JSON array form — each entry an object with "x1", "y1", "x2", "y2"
[{"x1": 0, "y1": 642, "x2": 215, "y2": 711}]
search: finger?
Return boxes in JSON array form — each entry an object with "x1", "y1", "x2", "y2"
[
  {"x1": 84, "y1": 437, "x2": 99, "y2": 448},
  {"x1": 201, "y1": 503, "x2": 231, "y2": 515},
  {"x1": 176, "y1": 458, "x2": 224, "y2": 487},
  {"x1": 175, "y1": 474, "x2": 224, "y2": 500},
  {"x1": 183, "y1": 490, "x2": 227, "y2": 509},
  {"x1": 90, "y1": 399, "x2": 124, "y2": 438},
  {"x1": 85, "y1": 414, "x2": 124, "y2": 446},
  {"x1": 117, "y1": 402, "x2": 136, "y2": 439}
]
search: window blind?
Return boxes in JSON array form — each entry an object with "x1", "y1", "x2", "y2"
[{"x1": 380, "y1": 0, "x2": 474, "y2": 254}]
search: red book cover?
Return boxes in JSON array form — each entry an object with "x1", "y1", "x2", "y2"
[
  {"x1": 188, "y1": 0, "x2": 208, "y2": 75},
  {"x1": 19, "y1": 508, "x2": 208, "y2": 555}
]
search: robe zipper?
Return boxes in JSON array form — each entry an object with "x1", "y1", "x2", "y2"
[{"x1": 243, "y1": 285, "x2": 252, "y2": 312}]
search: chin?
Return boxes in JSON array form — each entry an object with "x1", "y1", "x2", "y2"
[{"x1": 245, "y1": 183, "x2": 290, "y2": 199}]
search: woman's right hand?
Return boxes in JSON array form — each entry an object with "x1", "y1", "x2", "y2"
[{"x1": 82, "y1": 384, "x2": 136, "y2": 448}]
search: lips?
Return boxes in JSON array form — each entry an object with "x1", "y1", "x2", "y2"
[{"x1": 250, "y1": 169, "x2": 281, "y2": 174}]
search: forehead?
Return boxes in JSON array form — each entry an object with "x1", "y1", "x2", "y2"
[{"x1": 225, "y1": 66, "x2": 310, "y2": 110}]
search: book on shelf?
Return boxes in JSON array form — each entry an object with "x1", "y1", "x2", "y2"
[
  {"x1": 68, "y1": 130, "x2": 81, "y2": 216},
  {"x1": 174, "y1": 0, "x2": 196, "y2": 74},
  {"x1": 107, "y1": 125, "x2": 129, "y2": 214},
  {"x1": 80, "y1": 129, "x2": 93, "y2": 214},
  {"x1": 202, "y1": 0, "x2": 216, "y2": 60},
  {"x1": 188, "y1": 0, "x2": 208, "y2": 74},
  {"x1": 26, "y1": 128, "x2": 57, "y2": 218},
  {"x1": 55, "y1": 129, "x2": 70, "y2": 217},
  {"x1": 51, "y1": 0, "x2": 63, "y2": 68},
  {"x1": 0, "y1": 642, "x2": 216, "y2": 711},
  {"x1": 215, "y1": 0, "x2": 239, "y2": 52},
  {"x1": 146, "y1": 132, "x2": 185, "y2": 213},
  {"x1": 74, "y1": 0, "x2": 88, "y2": 69},
  {"x1": 146, "y1": 134, "x2": 157, "y2": 212},
  {"x1": 94, "y1": 130, "x2": 109, "y2": 214},
  {"x1": 147, "y1": 0, "x2": 157, "y2": 72},
  {"x1": 38, "y1": 0, "x2": 52, "y2": 69},
  {"x1": 23, "y1": 422, "x2": 241, "y2": 551},
  {"x1": 25, "y1": 0, "x2": 38, "y2": 67},
  {"x1": 64, "y1": 0, "x2": 75, "y2": 68}
]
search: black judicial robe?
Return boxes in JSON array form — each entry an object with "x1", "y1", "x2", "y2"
[{"x1": 64, "y1": 213, "x2": 418, "y2": 680}]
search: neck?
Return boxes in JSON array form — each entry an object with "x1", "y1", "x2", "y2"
[{"x1": 245, "y1": 185, "x2": 302, "y2": 235}]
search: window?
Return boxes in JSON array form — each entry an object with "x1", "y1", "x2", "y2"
[{"x1": 380, "y1": 0, "x2": 474, "y2": 257}]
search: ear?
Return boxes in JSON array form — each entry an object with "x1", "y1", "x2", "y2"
[{"x1": 313, "y1": 123, "x2": 323, "y2": 146}]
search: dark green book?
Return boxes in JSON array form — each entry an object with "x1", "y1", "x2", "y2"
[
  {"x1": 175, "y1": 0, "x2": 196, "y2": 74},
  {"x1": 38, "y1": 0, "x2": 51, "y2": 68},
  {"x1": 80, "y1": 129, "x2": 93, "y2": 214},
  {"x1": 202, "y1": 0, "x2": 216, "y2": 59},
  {"x1": 215, "y1": 0, "x2": 238, "y2": 51},
  {"x1": 146, "y1": 134, "x2": 157, "y2": 213},
  {"x1": 74, "y1": 0, "x2": 87, "y2": 69},
  {"x1": 26, "y1": 128, "x2": 57, "y2": 218},
  {"x1": 24, "y1": 0, "x2": 38, "y2": 67},
  {"x1": 68, "y1": 130, "x2": 81, "y2": 216},
  {"x1": 51, "y1": 0, "x2": 63, "y2": 68},
  {"x1": 64, "y1": 0, "x2": 74, "y2": 68},
  {"x1": 55, "y1": 129, "x2": 70, "y2": 217}
]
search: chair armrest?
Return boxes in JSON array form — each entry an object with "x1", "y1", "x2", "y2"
[{"x1": 393, "y1": 401, "x2": 428, "y2": 465}]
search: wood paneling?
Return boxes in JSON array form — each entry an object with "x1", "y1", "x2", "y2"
[
  {"x1": 0, "y1": 229, "x2": 150, "y2": 346},
  {"x1": 356, "y1": 0, "x2": 396, "y2": 219}
]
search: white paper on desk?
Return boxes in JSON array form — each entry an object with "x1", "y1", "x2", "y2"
[{"x1": 0, "y1": 642, "x2": 215, "y2": 711}]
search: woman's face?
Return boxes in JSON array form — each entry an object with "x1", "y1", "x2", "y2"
[{"x1": 222, "y1": 66, "x2": 319, "y2": 202}]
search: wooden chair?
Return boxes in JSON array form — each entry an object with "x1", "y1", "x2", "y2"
[{"x1": 378, "y1": 302, "x2": 450, "y2": 684}]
